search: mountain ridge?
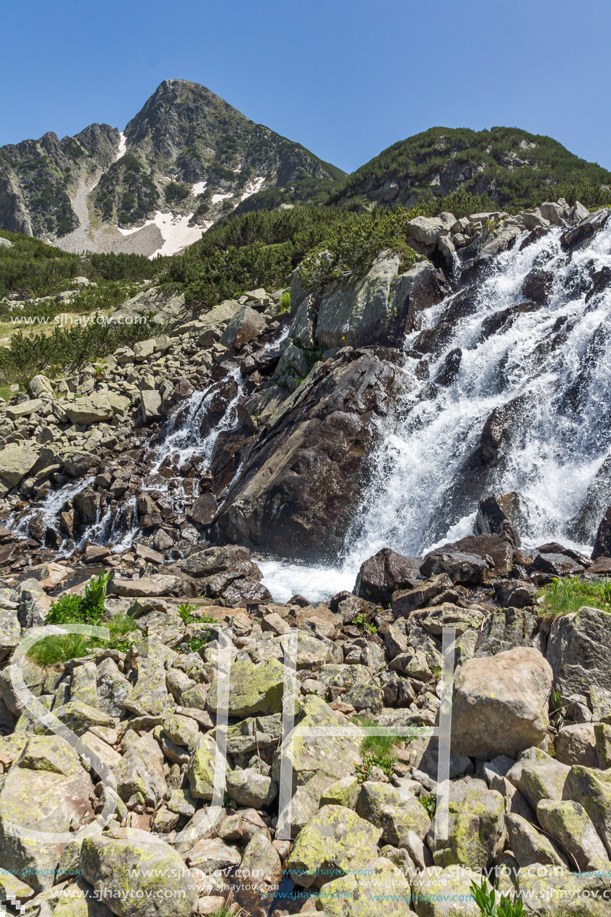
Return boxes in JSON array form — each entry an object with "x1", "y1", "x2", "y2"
[
  {"x1": 0, "y1": 79, "x2": 345, "y2": 257},
  {"x1": 331, "y1": 125, "x2": 611, "y2": 211}
]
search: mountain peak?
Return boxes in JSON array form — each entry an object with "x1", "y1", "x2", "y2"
[{"x1": 0, "y1": 79, "x2": 343, "y2": 255}]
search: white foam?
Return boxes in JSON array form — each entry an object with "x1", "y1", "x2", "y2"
[{"x1": 258, "y1": 558, "x2": 357, "y2": 604}]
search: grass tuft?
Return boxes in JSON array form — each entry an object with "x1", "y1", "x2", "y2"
[{"x1": 536, "y1": 576, "x2": 611, "y2": 616}]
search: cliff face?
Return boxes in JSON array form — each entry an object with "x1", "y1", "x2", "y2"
[{"x1": 0, "y1": 124, "x2": 119, "y2": 237}]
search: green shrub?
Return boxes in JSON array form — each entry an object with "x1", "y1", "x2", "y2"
[
  {"x1": 470, "y1": 879, "x2": 524, "y2": 916},
  {"x1": 298, "y1": 206, "x2": 418, "y2": 295},
  {"x1": 46, "y1": 571, "x2": 111, "y2": 626},
  {"x1": 0, "y1": 316, "x2": 158, "y2": 386},
  {"x1": 278, "y1": 290, "x2": 291, "y2": 312}
]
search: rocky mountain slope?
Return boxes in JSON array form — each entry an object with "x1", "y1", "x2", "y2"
[
  {"x1": 331, "y1": 126, "x2": 611, "y2": 212},
  {"x1": 0, "y1": 79, "x2": 344, "y2": 258}
]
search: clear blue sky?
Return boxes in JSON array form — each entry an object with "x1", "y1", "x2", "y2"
[{"x1": 2, "y1": 0, "x2": 610, "y2": 174}]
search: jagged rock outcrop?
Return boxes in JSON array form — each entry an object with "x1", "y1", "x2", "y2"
[{"x1": 215, "y1": 346, "x2": 410, "y2": 561}]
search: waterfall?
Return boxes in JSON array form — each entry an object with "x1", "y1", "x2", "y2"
[
  {"x1": 149, "y1": 365, "x2": 246, "y2": 477},
  {"x1": 342, "y1": 219, "x2": 611, "y2": 565}
]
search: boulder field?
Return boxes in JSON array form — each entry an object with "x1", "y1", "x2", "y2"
[{"x1": 1, "y1": 202, "x2": 611, "y2": 914}]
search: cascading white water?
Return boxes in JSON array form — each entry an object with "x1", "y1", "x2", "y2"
[
  {"x1": 8, "y1": 475, "x2": 95, "y2": 544},
  {"x1": 149, "y1": 365, "x2": 246, "y2": 478},
  {"x1": 262, "y1": 220, "x2": 611, "y2": 601},
  {"x1": 342, "y1": 219, "x2": 611, "y2": 566}
]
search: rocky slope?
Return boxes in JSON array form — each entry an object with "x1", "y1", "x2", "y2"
[
  {"x1": 0, "y1": 80, "x2": 344, "y2": 257},
  {"x1": 332, "y1": 126, "x2": 611, "y2": 211},
  {"x1": 1, "y1": 200, "x2": 611, "y2": 915}
]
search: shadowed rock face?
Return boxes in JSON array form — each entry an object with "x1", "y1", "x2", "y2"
[{"x1": 215, "y1": 347, "x2": 411, "y2": 562}]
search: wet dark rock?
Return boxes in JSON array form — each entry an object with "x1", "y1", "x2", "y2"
[
  {"x1": 354, "y1": 548, "x2": 422, "y2": 605},
  {"x1": 533, "y1": 553, "x2": 585, "y2": 577},
  {"x1": 215, "y1": 349, "x2": 410, "y2": 563},
  {"x1": 475, "y1": 493, "x2": 522, "y2": 546},
  {"x1": 420, "y1": 548, "x2": 490, "y2": 586},
  {"x1": 434, "y1": 348, "x2": 462, "y2": 386},
  {"x1": 391, "y1": 574, "x2": 453, "y2": 617},
  {"x1": 480, "y1": 397, "x2": 526, "y2": 466},
  {"x1": 592, "y1": 507, "x2": 611, "y2": 560},
  {"x1": 178, "y1": 544, "x2": 271, "y2": 606},
  {"x1": 493, "y1": 579, "x2": 537, "y2": 608},
  {"x1": 561, "y1": 209, "x2": 609, "y2": 252},
  {"x1": 480, "y1": 300, "x2": 540, "y2": 339},
  {"x1": 521, "y1": 268, "x2": 554, "y2": 304},
  {"x1": 188, "y1": 493, "x2": 218, "y2": 527}
]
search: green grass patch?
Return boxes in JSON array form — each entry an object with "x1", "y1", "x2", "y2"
[
  {"x1": 0, "y1": 315, "x2": 159, "y2": 386},
  {"x1": 27, "y1": 572, "x2": 138, "y2": 665},
  {"x1": 355, "y1": 716, "x2": 402, "y2": 781},
  {"x1": 536, "y1": 576, "x2": 611, "y2": 616},
  {"x1": 28, "y1": 612, "x2": 138, "y2": 666}
]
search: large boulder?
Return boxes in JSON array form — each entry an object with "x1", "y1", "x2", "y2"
[
  {"x1": 0, "y1": 442, "x2": 41, "y2": 490},
  {"x1": 354, "y1": 547, "x2": 422, "y2": 605},
  {"x1": 215, "y1": 348, "x2": 409, "y2": 562},
  {"x1": 546, "y1": 607, "x2": 611, "y2": 695},
  {"x1": 272, "y1": 696, "x2": 363, "y2": 827},
  {"x1": 356, "y1": 781, "x2": 431, "y2": 845},
  {"x1": 220, "y1": 304, "x2": 266, "y2": 350},
  {"x1": 451, "y1": 647, "x2": 552, "y2": 759},
  {"x1": 287, "y1": 804, "x2": 382, "y2": 888},
  {"x1": 315, "y1": 253, "x2": 441, "y2": 350},
  {"x1": 0, "y1": 736, "x2": 94, "y2": 891},
  {"x1": 564, "y1": 765, "x2": 611, "y2": 857},
  {"x1": 64, "y1": 392, "x2": 130, "y2": 425},
  {"x1": 207, "y1": 658, "x2": 285, "y2": 718},
  {"x1": 420, "y1": 549, "x2": 489, "y2": 586},
  {"x1": 536, "y1": 798, "x2": 609, "y2": 870},
  {"x1": 81, "y1": 828, "x2": 198, "y2": 917},
  {"x1": 427, "y1": 781, "x2": 505, "y2": 870}
]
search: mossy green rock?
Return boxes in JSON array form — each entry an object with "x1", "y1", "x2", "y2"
[
  {"x1": 564, "y1": 765, "x2": 611, "y2": 858},
  {"x1": 320, "y1": 775, "x2": 360, "y2": 808},
  {"x1": 0, "y1": 738, "x2": 94, "y2": 892},
  {"x1": 15, "y1": 734, "x2": 83, "y2": 777},
  {"x1": 356, "y1": 781, "x2": 431, "y2": 844},
  {"x1": 537, "y1": 798, "x2": 609, "y2": 871},
  {"x1": 207, "y1": 657, "x2": 285, "y2": 717},
  {"x1": 188, "y1": 733, "x2": 217, "y2": 801},
  {"x1": 517, "y1": 864, "x2": 609, "y2": 916},
  {"x1": 48, "y1": 700, "x2": 117, "y2": 736},
  {"x1": 287, "y1": 804, "x2": 382, "y2": 888},
  {"x1": 316, "y1": 856, "x2": 411, "y2": 916},
  {"x1": 426, "y1": 783, "x2": 505, "y2": 870},
  {"x1": 81, "y1": 828, "x2": 198, "y2": 917},
  {"x1": 272, "y1": 695, "x2": 363, "y2": 793},
  {"x1": 507, "y1": 747, "x2": 570, "y2": 810}
]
